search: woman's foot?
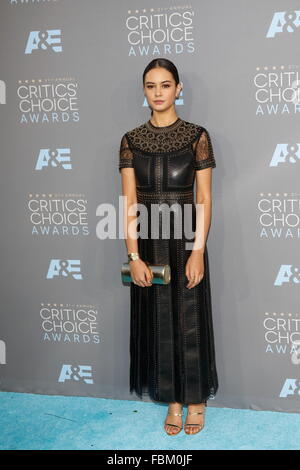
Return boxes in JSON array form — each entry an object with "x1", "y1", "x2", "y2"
[
  {"x1": 184, "y1": 402, "x2": 206, "y2": 435},
  {"x1": 164, "y1": 402, "x2": 183, "y2": 435}
]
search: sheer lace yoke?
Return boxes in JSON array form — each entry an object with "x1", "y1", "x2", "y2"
[{"x1": 118, "y1": 119, "x2": 216, "y2": 172}]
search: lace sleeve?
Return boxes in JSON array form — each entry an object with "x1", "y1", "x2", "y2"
[
  {"x1": 192, "y1": 128, "x2": 216, "y2": 171},
  {"x1": 119, "y1": 133, "x2": 134, "y2": 173}
]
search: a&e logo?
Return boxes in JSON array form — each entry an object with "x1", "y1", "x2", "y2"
[
  {"x1": 25, "y1": 29, "x2": 62, "y2": 54},
  {"x1": 0, "y1": 340, "x2": 6, "y2": 365},
  {"x1": 35, "y1": 148, "x2": 72, "y2": 170},
  {"x1": 266, "y1": 11, "x2": 300, "y2": 38},
  {"x1": 274, "y1": 265, "x2": 300, "y2": 286},
  {"x1": 279, "y1": 379, "x2": 300, "y2": 397},
  {"x1": 0, "y1": 80, "x2": 6, "y2": 104},
  {"x1": 58, "y1": 365, "x2": 93, "y2": 384},
  {"x1": 269, "y1": 143, "x2": 300, "y2": 166},
  {"x1": 46, "y1": 259, "x2": 82, "y2": 280}
]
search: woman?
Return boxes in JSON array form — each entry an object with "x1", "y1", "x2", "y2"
[{"x1": 119, "y1": 58, "x2": 218, "y2": 436}]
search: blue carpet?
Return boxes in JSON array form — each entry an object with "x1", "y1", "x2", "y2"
[{"x1": 0, "y1": 391, "x2": 299, "y2": 450}]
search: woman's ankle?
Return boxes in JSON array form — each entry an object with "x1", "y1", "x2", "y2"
[
  {"x1": 169, "y1": 401, "x2": 182, "y2": 409},
  {"x1": 188, "y1": 401, "x2": 206, "y2": 408}
]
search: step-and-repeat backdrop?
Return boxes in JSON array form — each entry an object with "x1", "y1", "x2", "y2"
[{"x1": 0, "y1": 0, "x2": 299, "y2": 413}]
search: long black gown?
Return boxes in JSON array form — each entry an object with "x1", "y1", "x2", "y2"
[{"x1": 119, "y1": 116, "x2": 218, "y2": 405}]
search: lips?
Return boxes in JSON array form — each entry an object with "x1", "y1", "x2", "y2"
[{"x1": 154, "y1": 101, "x2": 164, "y2": 103}]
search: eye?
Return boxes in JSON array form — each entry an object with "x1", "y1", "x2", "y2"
[{"x1": 146, "y1": 84, "x2": 170, "y2": 89}]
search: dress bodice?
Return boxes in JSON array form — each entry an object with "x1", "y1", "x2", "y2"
[{"x1": 118, "y1": 117, "x2": 216, "y2": 193}]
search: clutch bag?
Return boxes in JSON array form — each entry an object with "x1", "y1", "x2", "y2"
[{"x1": 121, "y1": 261, "x2": 171, "y2": 285}]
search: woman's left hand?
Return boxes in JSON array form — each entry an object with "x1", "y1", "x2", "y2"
[{"x1": 185, "y1": 252, "x2": 204, "y2": 289}]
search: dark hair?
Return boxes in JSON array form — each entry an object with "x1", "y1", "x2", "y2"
[{"x1": 143, "y1": 58, "x2": 180, "y2": 116}]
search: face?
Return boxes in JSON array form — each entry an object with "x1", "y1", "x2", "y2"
[{"x1": 144, "y1": 67, "x2": 181, "y2": 113}]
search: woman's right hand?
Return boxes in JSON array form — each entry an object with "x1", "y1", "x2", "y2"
[{"x1": 130, "y1": 259, "x2": 153, "y2": 287}]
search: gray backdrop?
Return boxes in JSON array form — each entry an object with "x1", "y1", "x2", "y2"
[{"x1": 0, "y1": 0, "x2": 300, "y2": 413}]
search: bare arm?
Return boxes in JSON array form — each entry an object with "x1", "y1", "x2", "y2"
[
  {"x1": 186, "y1": 128, "x2": 216, "y2": 289},
  {"x1": 118, "y1": 134, "x2": 152, "y2": 287},
  {"x1": 192, "y1": 128, "x2": 216, "y2": 254},
  {"x1": 120, "y1": 167, "x2": 139, "y2": 254},
  {"x1": 193, "y1": 167, "x2": 213, "y2": 255},
  {"x1": 118, "y1": 134, "x2": 139, "y2": 254}
]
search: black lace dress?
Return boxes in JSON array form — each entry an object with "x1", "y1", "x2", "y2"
[{"x1": 119, "y1": 117, "x2": 218, "y2": 405}]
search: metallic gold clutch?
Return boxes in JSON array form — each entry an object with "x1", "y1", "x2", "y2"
[{"x1": 121, "y1": 262, "x2": 171, "y2": 285}]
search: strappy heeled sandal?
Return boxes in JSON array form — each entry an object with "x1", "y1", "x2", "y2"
[
  {"x1": 164, "y1": 407, "x2": 184, "y2": 435},
  {"x1": 184, "y1": 403, "x2": 206, "y2": 435}
]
